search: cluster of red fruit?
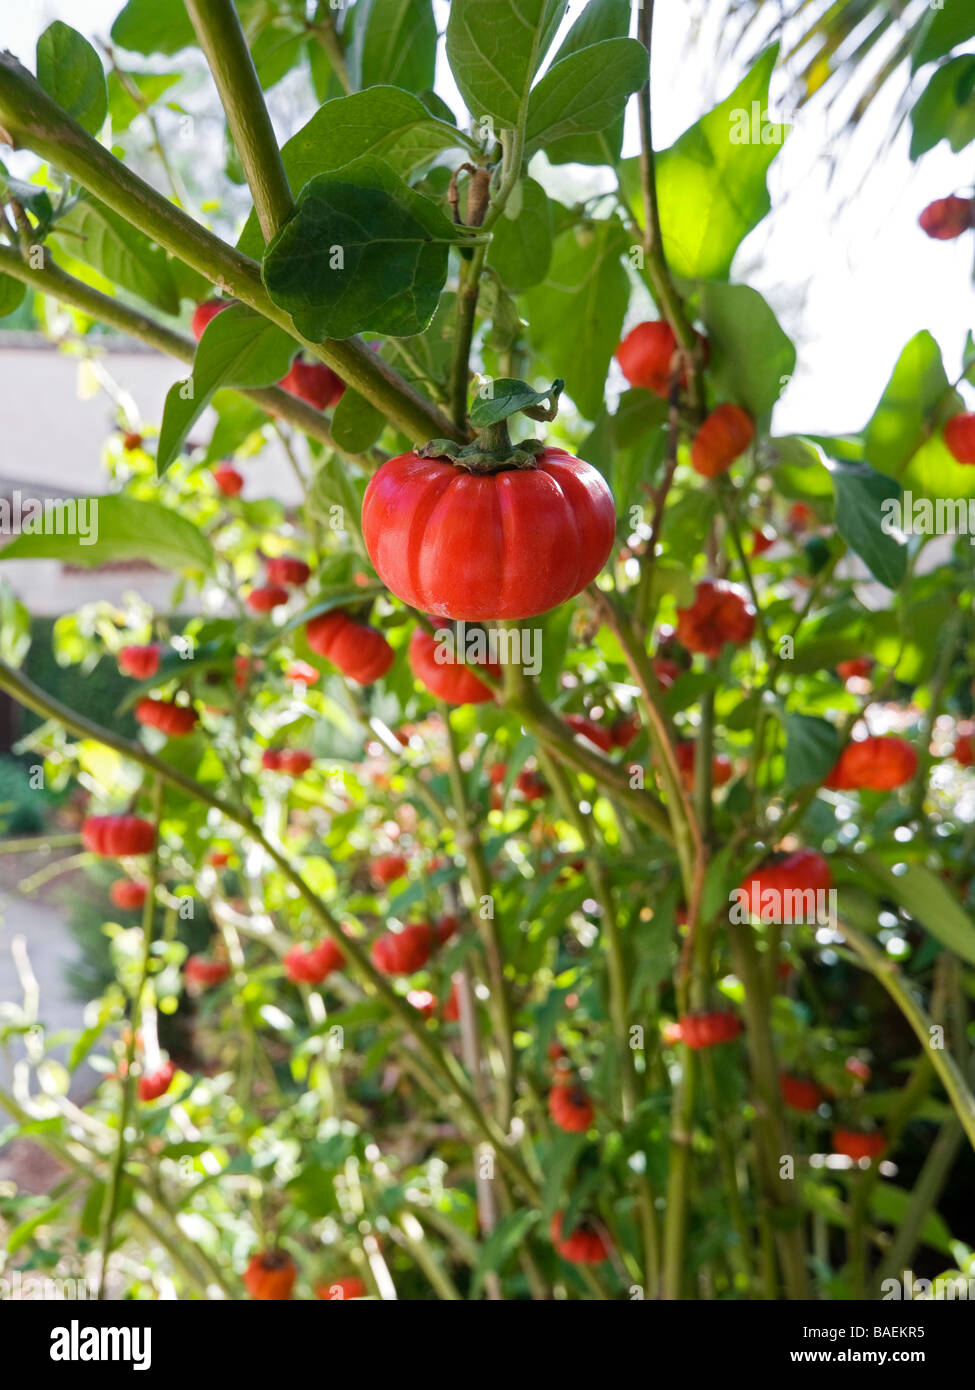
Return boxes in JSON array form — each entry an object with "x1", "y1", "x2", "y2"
[
  {"x1": 242, "y1": 1250, "x2": 367, "y2": 1300},
  {"x1": 564, "y1": 711, "x2": 639, "y2": 753},
  {"x1": 246, "y1": 554, "x2": 311, "y2": 614}
]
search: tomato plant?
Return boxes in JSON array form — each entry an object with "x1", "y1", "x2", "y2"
[{"x1": 0, "y1": 0, "x2": 974, "y2": 1309}]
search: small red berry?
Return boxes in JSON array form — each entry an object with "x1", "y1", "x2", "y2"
[
  {"x1": 185, "y1": 955, "x2": 231, "y2": 989},
  {"x1": 550, "y1": 1211, "x2": 608, "y2": 1265},
  {"x1": 109, "y1": 879, "x2": 148, "y2": 911},
  {"x1": 279, "y1": 359, "x2": 345, "y2": 410},
  {"x1": 243, "y1": 1250, "x2": 296, "y2": 1301},
  {"x1": 616, "y1": 321, "x2": 708, "y2": 397},
  {"x1": 246, "y1": 585, "x2": 289, "y2": 614},
  {"x1": 212, "y1": 465, "x2": 244, "y2": 497},
  {"x1": 118, "y1": 644, "x2": 162, "y2": 680},
  {"x1": 678, "y1": 1010, "x2": 743, "y2": 1049},
  {"x1": 191, "y1": 298, "x2": 231, "y2": 340},
  {"x1": 138, "y1": 1060, "x2": 176, "y2": 1102},
  {"x1": 780, "y1": 1074, "x2": 822, "y2": 1113},
  {"x1": 919, "y1": 196, "x2": 973, "y2": 241},
  {"x1": 832, "y1": 1128, "x2": 885, "y2": 1162},
  {"x1": 691, "y1": 404, "x2": 755, "y2": 478},
  {"x1": 944, "y1": 413, "x2": 975, "y2": 465},
  {"x1": 266, "y1": 556, "x2": 311, "y2": 587}
]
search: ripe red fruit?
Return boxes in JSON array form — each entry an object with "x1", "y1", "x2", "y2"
[
  {"x1": 82, "y1": 815, "x2": 155, "y2": 857},
  {"x1": 780, "y1": 1074, "x2": 822, "y2": 1113},
  {"x1": 444, "y1": 981, "x2": 461, "y2": 1022},
  {"x1": 362, "y1": 448, "x2": 616, "y2": 621},
  {"x1": 737, "y1": 849, "x2": 832, "y2": 921},
  {"x1": 184, "y1": 955, "x2": 230, "y2": 989},
  {"x1": 408, "y1": 988, "x2": 437, "y2": 1017},
  {"x1": 279, "y1": 358, "x2": 345, "y2": 410},
  {"x1": 832, "y1": 1129, "x2": 886, "y2": 1162},
  {"x1": 243, "y1": 1251, "x2": 296, "y2": 1301},
  {"x1": 191, "y1": 298, "x2": 230, "y2": 340},
  {"x1": 246, "y1": 585, "x2": 289, "y2": 614},
  {"x1": 408, "y1": 628, "x2": 498, "y2": 705},
  {"x1": 690, "y1": 404, "x2": 755, "y2": 478},
  {"x1": 315, "y1": 1276, "x2": 366, "y2": 1300},
  {"x1": 488, "y1": 762, "x2": 507, "y2": 786},
  {"x1": 826, "y1": 736, "x2": 917, "y2": 791},
  {"x1": 678, "y1": 1010, "x2": 743, "y2": 1049},
  {"x1": 953, "y1": 732, "x2": 974, "y2": 767},
  {"x1": 371, "y1": 923, "x2": 434, "y2": 975},
  {"x1": 285, "y1": 660, "x2": 318, "y2": 685},
  {"x1": 787, "y1": 502, "x2": 815, "y2": 531},
  {"x1": 118, "y1": 644, "x2": 161, "y2": 680},
  {"x1": 264, "y1": 748, "x2": 313, "y2": 777},
  {"x1": 565, "y1": 713, "x2": 613, "y2": 752},
  {"x1": 284, "y1": 938, "x2": 344, "y2": 984},
  {"x1": 548, "y1": 1080, "x2": 594, "y2": 1133},
  {"x1": 109, "y1": 879, "x2": 147, "y2": 911},
  {"x1": 944, "y1": 412, "x2": 975, "y2": 465},
  {"x1": 918, "y1": 195, "x2": 973, "y2": 241},
  {"x1": 122, "y1": 431, "x2": 143, "y2": 452},
  {"x1": 653, "y1": 656, "x2": 681, "y2": 688},
  {"x1": 371, "y1": 854, "x2": 407, "y2": 885},
  {"x1": 837, "y1": 657, "x2": 873, "y2": 681},
  {"x1": 135, "y1": 698, "x2": 197, "y2": 737},
  {"x1": 212, "y1": 465, "x2": 244, "y2": 497},
  {"x1": 550, "y1": 1211, "x2": 608, "y2": 1265},
  {"x1": 610, "y1": 713, "x2": 640, "y2": 748},
  {"x1": 266, "y1": 556, "x2": 311, "y2": 587},
  {"x1": 676, "y1": 580, "x2": 755, "y2": 658},
  {"x1": 436, "y1": 914, "x2": 458, "y2": 945},
  {"x1": 138, "y1": 1060, "x2": 176, "y2": 1102},
  {"x1": 751, "y1": 527, "x2": 775, "y2": 556},
  {"x1": 616, "y1": 321, "x2": 708, "y2": 397},
  {"x1": 306, "y1": 610, "x2": 395, "y2": 685},
  {"x1": 674, "y1": 740, "x2": 732, "y2": 791},
  {"x1": 208, "y1": 850, "x2": 230, "y2": 867},
  {"x1": 261, "y1": 749, "x2": 283, "y2": 771},
  {"x1": 515, "y1": 769, "x2": 547, "y2": 800}
]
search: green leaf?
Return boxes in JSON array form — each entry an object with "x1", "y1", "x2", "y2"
[
  {"x1": 157, "y1": 305, "x2": 296, "y2": 474},
  {"x1": 0, "y1": 496, "x2": 213, "y2": 573},
  {"x1": 350, "y1": 0, "x2": 437, "y2": 92},
  {"x1": 250, "y1": 23, "x2": 306, "y2": 91},
  {"x1": 331, "y1": 390, "x2": 385, "y2": 453},
  {"x1": 544, "y1": 0, "x2": 632, "y2": 165},
  {"x1": 471, "y1": 1208, "x2": 540, "y2": 1296},
  {"x1": 912, "y1": 6, "x2": 975, "y2": 74},
  {"x1": 469, "y1": 377, "x2": 562, "y2": 427},
  {"x1": 523, "y1": 219, "x2": 629, "y2": 420},
  {"x1": 445, "y1": 0, "x2": 568, "y2": 128},
  {"x1": 203, "y1": 390, "x2": 266, "y2": 466},
  {"x1": 525, "y1": 39, "x2": 648, "y2": 154},
  {"x1": 693, "y1": 281, "x2": 796, "y2": 416},
  {"x1": 826, "y1": 460, "x2": 906, "y2": 590},
  {"x1": 779, "y1": 713, "x2": 839, "y2": 793},
  {"x1": 0, "y1": 274, "x2": 26, "y2": 318},
  {"x1": 0, "y1": 161, "x2": 53, "y2": 225},
  {"x1": 624, "y1": 46, "x2": 787, "y2": 280},
  {"x1": 541, "y1": 1133, "x2": 589, "y2": 1220},
  {"x1": 487, "y1": 177, "x2": 552, "y2": 291},
  {"x1": 237, "y1": 87, "x2": 471, "y2": 259},
  {"x1": 858, "y1": 856, "x2": 975, "y2": 969},
  {"x1": 7, "y1": 1196, "x2": 72, "y2": 1255},
  {"x1": 0, "y1": 580, "x2": 30, "y2": 667},
  {"x1": 863, "y1": 332, "x2": 972, "y2": 502},
  {"x1": 56, "y1": 196, "x2": 179, "y2": 315},
  {"x1": 910, "y1": 55, "x2": 975, "y2": 159},
  {"x1": 262, "y1": 157, "x2": 465, "y2": 339},
  {"x1": 36, "y1": 22, "x2": 107, "y2": 137},
  {"x1": 105, "y1": 70, "x2": 181, "y2": 134},
  {"x1": 110, "y1": 0, "x2": 197, "y2": 56}
]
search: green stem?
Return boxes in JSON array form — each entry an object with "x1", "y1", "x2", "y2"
[
  {"x1": 450, "y1": 245, "x2": 486, "y2": 431},
  {"x1": 184, "y1": 0, "x2": 294, "y2": 244}
]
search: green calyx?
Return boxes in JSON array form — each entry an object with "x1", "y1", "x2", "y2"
[{"x1": 420, "y1": 378, "x2": 564, "y2": 475}]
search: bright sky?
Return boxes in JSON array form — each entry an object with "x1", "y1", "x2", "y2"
[{"x1": 3, "y1": 0, "x2": 973, "y2": 438}]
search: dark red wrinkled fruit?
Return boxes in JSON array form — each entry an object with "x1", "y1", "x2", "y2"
[
  {"x1": 192, "y1": 298, "x2": 231, "y2": 340},
  {"x1": 737, "y1": 849, "x2": 832, "y2": 922},
  {"x1": 918, "y1": 196, "x2": 973, "y2": 241},
  {"x1": 82, "y1": 815, "x2": 155, "y2": 857},
  {"x1": 185, "y1": 955, "x2": 231, "y2": 989},
  {"x1": 944, "y1": 412, "x2": 975, "y2": 465},
  {"x1": 780, "y1": 1074, "x2": 822, "y2": 1113},
  {"x1": 136, "y1": 697, "x2": 197, "y2": 737},
  {"x1": 837, "y1": 657, "x2": 873, "y2": 681},
  {"x1": 678, "y1": 1010, "x2": 743, "y2": 1049},
  {"x1": 266, "y1": 556, "x2": 311, "y2": 587},
  {"x1": 610, "y1": 713, "x2": 640, "y2": 749},
  {"x1": 284, "y1": 938, "x2": 344, "y2": 984},
  {"x1": 370, "y1": 923, "x2": 433, "y2": 975},
  {"x1": 246, "y1": 585, "x2": 289, "y2": 614},
  {"x1": 243, "y1": 1250, "x2": 296, "y2": 1301},
  {"x1": 550, "y1": 1211, "x2": 608, "y2": 1265},
  {"x1": 548, "y1": 1080, "x2": 594, "y2": 1133},
  {"x1": 110, "y1": 879, "x2": 148, "y2": 911},
  {"x1": 213, "y1": 465, "x2": 244, "y2": 496},
  {"x1": 565, "y1": 714, "x2": 613, "y2": 752},
  {"x1": 118, "y1": 644, "x2": 161, "y2": 679},
  {"x1": 370, "y1": 854, "x2": 407, "y2": 886},
  {"x1": 616, "y1": 320, "x2": 709, "y2": 397},
  {"x1": 691, "y1": 404, "x2": 755, "y2": 478},
  {"x1": 138, "y1": 1060, "x2": 176, "y2": 1102},
  {"x1": 832, "y1": 1128, "x2": 886, "y2": 1162},
  {"x1": 408, "y1": 628, "x2": 498, "y2": 705},
  {"x1": 279, "y1": 359, "x2": 345, "y2": 410},
  {"x1": 826, "y1": 736, "x2": 917, "y2": 791},
  {"x1": 307, "y1": 611, "x2": 395, "y2": 686},
  {"x1": 676, "y1": 580, "x2": 755, "y2": 658},
  {"x1": 516, "y1": 769, "x2": 547, "y2": 800}
]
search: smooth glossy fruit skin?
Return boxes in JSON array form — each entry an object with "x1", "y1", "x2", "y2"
[
  {"x1": 284, "y1": 939, "x2": 343, "y2": 984},
  {"x1": 213, "y1": 465, "x2": 244, "y2": 496},
  {"x1": 826, "y1": 736, "x2": 917, "y2": 790},
  {"x1": 565, "y1": 713, "x2": 613, "y2": 752},
  {"x1": 136, "y1": 698, "x2": 197, "y2": 737},
  {"x1": 408, "y1": 629, "x2": 498, "y2": 705},
  {"x1": 738, "y1": 849, "x2": 832, "y2": 921},
  {"x1": 550, "y1": 1211, "x2": 608, "y2": 1264},
  {"x1": 616, "y1": 321, "x2": 709, "y2": 396},
  {"x1": 244, "y1": 1251, "x2": 296, "y2": 1300},
  {"x1": 138, "y1": 1060, "x2": 175, "y2": 1102},
  {"x1": 191, "y1": 298, "x2": 230, "y2": 340},
  {"x1": 780, "y1": 1074, "x2": 822, "y2": 1113},
  {"x1": 370, "y1": 853, "x2": 407, "y2": 885},
  {"x1": 676, "y1": 580, "x2": 755, "y2": 658},
  {"x1": 944, "y1": 412, "x2": 975, "y2": 465},
  {"x1": 362, "y1": 447, "x2": 616, "y2": 621},
  {"x1": 266, "y1": 556, "x2": 311, "y2": 586},
  {"x1": 184, "y1": 955, "x2": 230, "y2": 989},
  {"x1": 82, "y1": 815, "x2": 155, "y2": 857},
  {"x1": 316, "y1": 1276, "x2": 367, "y2": 1300},
  {"x1": 110, "y1": 879, "x2": 147, "y2": 911},
  {"x1": 833, "y1": 1128, "x2": 886, "y2": 1162},
  {"x1": 118, "y1": 644, "x2": 161, "y2": 679},
  {"x1": 674, "y1": 740, "x2": 732, "y2": 791},
  {"x1": 246, "y1": 585, "x2": 289, "y2": 613},
  {"x1": 678, "y1": 1010, "x2": 743, "y2": 1049},
  {"x1": 548, "y1": 1080, "x2": 594, "y2": 1133},
  {"x1": 306, "y1": 610, "x2": 395, "y2": 685},
  {"x1": 691, "y1": 403, "x2": 755, "y2": 477},
  {"x1": 279, "y1": 359, "x2": 345, "y2": 410},
  {"x1": 919, "y1": 196, "x2": 973, "y2": 240},
  {"x1": 370, "y1": 923, "x2": 433, "y2": 975}
]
